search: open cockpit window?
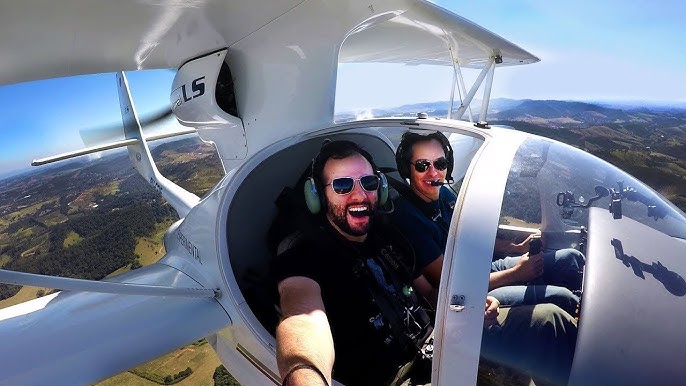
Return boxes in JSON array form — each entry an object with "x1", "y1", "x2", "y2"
[{"x1": 224, "y1": 123, "x2": 484, "y2": 385}]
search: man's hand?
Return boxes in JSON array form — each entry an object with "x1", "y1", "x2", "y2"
[
  {"x1": 511, "y1": 231, "x2": 543, "y2": 255},
  {"x1": 513, "y1": 251, "x2": 544, "y2": 283},
  {"x1": 483, "y1": 296, "x2": 499, "y2": 328}
]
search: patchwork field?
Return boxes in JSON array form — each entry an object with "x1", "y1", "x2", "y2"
[{"x1": 95, "y1": 340, "x2": 224, "y2": 386}]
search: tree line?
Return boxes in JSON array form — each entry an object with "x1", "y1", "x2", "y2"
[{"x1": 0, "y1": 178, "x2": 177, "y2": 301}]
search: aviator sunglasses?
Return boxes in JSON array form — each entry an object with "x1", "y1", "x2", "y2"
[
  {"x1": 326, "y1": 175, "x2": 380, "y2": 195},
  {"x1": 411, "y1": 157, "x2": 449, "y2": 173}
]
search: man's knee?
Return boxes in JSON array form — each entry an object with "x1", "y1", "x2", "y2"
[
  {"x1": 547, "y1": 286, "x2": 579, "y2": 315},
  {"x1": 556, "y1": 248, "x2": 585, "y2": 268},
  {"x1": 545, "y1": 249, "x2": 584, "y2": 290},
  {"x1": 530, "y1": 303, "x2": 577, "y2": 335}
]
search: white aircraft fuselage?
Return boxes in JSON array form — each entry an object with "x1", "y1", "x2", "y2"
[{"x1": 1, "y1": 1, "x2": 685, "y2": 386}]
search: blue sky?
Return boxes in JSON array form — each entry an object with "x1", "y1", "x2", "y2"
[
  {"x1": 337, "y1": 0, "x2": 686, "y2": 110},
  {"x1": 1, "y1": 0, "x2": 685, "y2": 176},
  {"x1": 0, "y1": 71, "x2": 176, "y2": 177}
]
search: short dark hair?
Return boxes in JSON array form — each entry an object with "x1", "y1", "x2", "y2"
[
  {"x1": 312, "y1": 140, "x2": 377, "y2": 188},
  {"x1": 395, "y1": 131, "x2": 454, "y2": 181}
]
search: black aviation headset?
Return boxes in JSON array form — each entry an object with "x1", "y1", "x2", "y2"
[
  {"x1": 304, "y1": 140, "x2": 389, "y2": 214},
  {"x1": 395, "y1": 130, "x2": 455, "y2": 183}
]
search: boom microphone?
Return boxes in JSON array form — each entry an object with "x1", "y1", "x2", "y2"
[{"x1": 429, "y1": 180, "x2": 445, "y2": 186}]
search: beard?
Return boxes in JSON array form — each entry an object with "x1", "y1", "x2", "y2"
[{"x1": 326, "y1": 200, "x2": 376, "y2": 237}]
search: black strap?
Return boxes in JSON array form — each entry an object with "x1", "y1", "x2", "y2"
[
  {"x1": 387, "y1": 176, "x2": 452, "y2": 231},
  {"x1": 358, "y1": 253, "x2": 432, "y2": 352},
  {"x1": 282, "y1": 363, "x2": 330, "y2": 386},
  {"x1": 305, "y1": 221, "x2": 431, "y2": 352}
]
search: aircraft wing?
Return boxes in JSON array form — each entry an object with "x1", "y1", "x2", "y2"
[
  {"x1": 0, "y1": 263, "x2": 230, "y2": 386},
  {"x1": 339, "y1": 1, "x2": 539, "y2": 67},
  {"x1": 0, "y1": 0, "x2": 539, "y2": 153},
  {"x1": 0, "y1": 0, "x2": 303, "y2": 86},
  {"x1": 0, "y1": 0, "x2": 536, "y2": 88}
]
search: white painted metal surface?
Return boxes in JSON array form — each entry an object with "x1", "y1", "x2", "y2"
[
  {"x1": 0, "y1": 0, "x2": 538, "y2": 163},
  {"x1": 0, "y1": 1, "x2": 545, "y2": 384},
  {"x1": 118, "y1": 71, "x2": 201, "y2": 217},
  {"x1": 0, "y1": 0, "x2": 537, "y2": 86},
  {"x1": 0, "y1": 264, "x2": 229, "y2": 386},
  {"x1": 433, "y1": 127, "x2": 526, "y2": 385},
  {"x1": 171, "y1": 49, "x2": 247, "y2": 169}
]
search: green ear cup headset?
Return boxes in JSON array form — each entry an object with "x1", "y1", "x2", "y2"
[{"x1": 303, "y1": 175, "x2": 322, "y2": 214}]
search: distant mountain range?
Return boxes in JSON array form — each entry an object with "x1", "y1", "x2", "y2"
[
  {"x1": 337, "y1": 98, "x2": 686, "y2": 211},
  {"x1": 336, "y1": 98, "x2": 686, "y2": 123},
  {"x1": 5, "y1": 99, "x2": 686, "y2": 212}
]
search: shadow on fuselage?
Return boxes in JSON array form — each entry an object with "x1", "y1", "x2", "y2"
[{"x1": 611, "y1": 238, "x2": 686, "y2": 296}]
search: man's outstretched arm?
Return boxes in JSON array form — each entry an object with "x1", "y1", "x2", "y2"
[{"x1": 276, "y1": 276, "x2": 334, "y2": 386}]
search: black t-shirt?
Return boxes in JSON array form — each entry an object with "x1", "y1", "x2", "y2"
[{"x1": 273, "y1": 219, "x2": 426, "y2": 386}]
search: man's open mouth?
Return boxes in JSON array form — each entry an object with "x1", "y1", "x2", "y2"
[{"x1": 348, "y1": 205, "x2": 371, "y2": 218}]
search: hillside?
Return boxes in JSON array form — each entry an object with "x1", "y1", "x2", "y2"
[
  {"x1": 0, "y1": 137, "x2": 229, "y2": 385},
  {"x1": 343, "y1": 99, "x2": 686, "y2": 212},
  {"x1": 2, "y1": 99, "x2": 686, "y2": 385},
  {"x1": 489, "y1": 100, "x2": 686, "y2": 210},
  {"x1": 0, "y1": 137, "x2": 223, "y2": 300}
]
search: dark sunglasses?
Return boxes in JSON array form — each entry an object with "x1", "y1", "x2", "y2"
[
  {"x1": 411, "y1": 157, "x2": 449, "y2": 173},
  {"x1": 326, "y1": 175, "x2": 380, "y2": 195}
]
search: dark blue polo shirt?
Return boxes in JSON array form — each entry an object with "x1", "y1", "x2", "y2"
[{"x1": 391, "y1": 186, "x2": 456, "y2": 270}]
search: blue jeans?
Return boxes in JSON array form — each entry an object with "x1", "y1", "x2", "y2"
[{"x1": 488, "y1": 249, "x2": 584, "y2": 315}]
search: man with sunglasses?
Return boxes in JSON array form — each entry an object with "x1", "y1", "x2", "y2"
[
  {"x1": 273, "y1": 140, "x2": 433, "y2": 386},
  {"x1": 391, "y1": 130, "x2": 579, "y2": 384},
  {"x1": 392, "y1": 130, "x2": 583, "y2": 316}
]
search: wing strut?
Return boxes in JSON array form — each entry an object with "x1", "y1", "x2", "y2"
[
  {"x1": 30, "y1": 72, "x2": 200, "y2": 218},
  {"x1": 0, "y1": 269, "x2": 220, "y2": 298},
  {"x1": 30, "y1": 129, "x2": 196, "y2": 166},
  {"x1": 452, "y1": 55, "x2": 500, "y2": 121},
  {"x1": 448, "y1": 46, "x2": 474, "y2": 122},
  {"x1": 117, "y1": 72, "x2": 200, "y2": 217}
]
